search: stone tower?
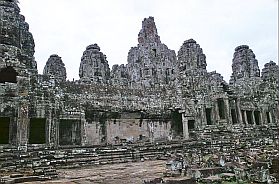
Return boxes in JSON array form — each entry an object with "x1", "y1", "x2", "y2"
[
  {"x1": 0, "y1": 0, "x2": 38, "y2": 146},
  {"x1": 79, "y1": 44, "x2": 110, "y2": 84},
  {"x1": 229, "y1": 45, "x2": 260, "y2": 84},
  {"x1": 127, "y1": 17, "x2": 177, "y2": 87},
  {"x1": 0, "y1": 0, "x2": 37, "y2": 79},
  {"x1": 111, "y1": 64, "x2": 128, "y2": 86},
  {"x1": 137, "y1": 16, "x2": 161, "y2": 46},
  {"x1": 261, "y1": 61, "x2": 279, "y2": 87},
  {"x1": 176, "y1": 39, "x2": 209, "y2": 97},
  {"x1": 43, "y1": 54, "x2": 67, "y2": 82},
  {"x1": 177, "y1": 39, "x2": 207, "y2": 72}
]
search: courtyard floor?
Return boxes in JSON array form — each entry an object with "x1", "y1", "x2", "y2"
[{"x1": 24, "y1": 160, "x2": 166, "y2": 184}]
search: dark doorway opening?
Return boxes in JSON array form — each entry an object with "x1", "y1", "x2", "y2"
[
  {"x1": 0, "y1": 66, "x2": 18, "y2": 83},
  {"x1": 188, "y1": 120, "x2": 195, "y2": 130},
  {"x1": 152, "y1": 49, "x2": 157, "y2": 57},
  {"x1": 266, "y1": 112, "x2": 271, "y2": 124},
  {"x1": 246, "y1": 111, "x2": 253, "y2": 124},
  {"x1": 0, "y1": 117, "x2": 10, "y2": 144},
  {"x1": 171, "y1": 110, "x2": 183, "y2": 135},
  {"x1": 217, "y1": 98, "x2": 225, "y2": 119},
  {"x1": 231, "y1": 109, "x2": 237, "y2": 124},
  {"x1": 241, "y1": 110, "x2": 246, "y2": 124},
  {"x1": 59, "y1": 119, "x2": 81, "y2": 145},
  {"x1": 29, "y1": 118, "x2": 46, "y2": 144},
  {"x1": 206, "y1": 108, "x2": 212, "y2": 125},
  {"x1": 254, "y1": 111, "x2": 260, "y2": 125}
]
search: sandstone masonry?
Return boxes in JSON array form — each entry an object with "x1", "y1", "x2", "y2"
[{"x1": 0, "y1": 1, "x2": 278, "y2": 182}]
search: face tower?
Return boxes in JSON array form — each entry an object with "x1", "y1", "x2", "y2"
[{"x1": 127, "y1": 17, "x2": 177, "y2": 88}]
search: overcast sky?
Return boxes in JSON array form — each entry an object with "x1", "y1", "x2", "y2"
[{"x1": 19, "y1": 0, "x2": 278, "y2": 82}]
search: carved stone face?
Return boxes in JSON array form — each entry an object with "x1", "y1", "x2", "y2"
[
  {"x1": 79, "y1": 44, "x2": 110, "y2": 84},
  {"x1": 43, "y1": 55, "x2": 66, "y2": 82},
  {"x1": 231, "y1": 45, "x2": 260, "y2": 81},
  {"x1": 177, "y1": 39, "x2": 207, "y2": 72}
]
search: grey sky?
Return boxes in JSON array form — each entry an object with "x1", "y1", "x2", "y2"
[{"x1": 20, "y1": 0, "x2": 278, "y2": 82}]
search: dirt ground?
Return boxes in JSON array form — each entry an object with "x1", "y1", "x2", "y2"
[{"x1": 24, "y1": 160, "x2": 166, "y2": 184}]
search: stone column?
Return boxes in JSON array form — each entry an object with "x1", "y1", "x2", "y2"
[
  {"x1": 197, "y1": 106, "x2": 202, "y2": 128},
  {"x1": 259, "y1": 111, "x2": 264, "y2": 125},
  {"x1": 236, "y1": 98, "x2": 242, "y2": 124},
  {"x1": 263, "y1": 109, "x2": 268, "y2": 124},
  {"x1": 276, "y1": 101, "x2": 279, "y2": 124},
  {"x1": 269, "y1": 111, "x2": 273, "y2": 124},
  {"x1": 243, "y1": 111, "x2": 248, "y2": 126},
  {"x1": 201, "y1": 105, "x2": 206, "y2": 127},
  {"x1": 265, "y1": 111, "x2": 271, "y2": 124},
  {"x1": 252, "y1": 110, "x2": 256, "y2": 125},
  {"x1": 224, "y1": 97, "x2": 231, "y2": 124},
  {"x1": 182, "y1": 113, "x2": 189, "y2": 140},
  {"x1": 46, "y1": 101, "x2": 58, "y2": 148},
  {"x1": 46, "y1": 115, "x2": 51, "y2": 146},
  {"x1": 80, "y1": 111, "x2": 87, "y2": 146},
  {"x1": 214, "y1": 100, "x2": 219, "y2": 124},
  {"x1": 17, "y1": 100, "x2": 29, "y2": 149}
]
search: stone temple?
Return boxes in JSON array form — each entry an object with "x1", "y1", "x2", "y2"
[{"x1": 0, "y1": 0, "x2": 278, "y2": 183}]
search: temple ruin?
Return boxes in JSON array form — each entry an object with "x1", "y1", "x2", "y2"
[{"x1": 0, "y1": 0, "x2": 278, "y2": 183}]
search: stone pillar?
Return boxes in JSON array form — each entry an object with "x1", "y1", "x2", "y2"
[
  {"x1": 46, "y1": 115, "x2": 51, "y2": 146},
  {"x1": 252, "y1": 110, "x2": 255, "y2": 125},
  {"x1": 17, "y1": 100, "x2": 29, "y2": 149},
  {"x1": 259, "y1": 111, "x2": 264, "y2": 125},
  {"x1": 182, "y1": 113, "x2": 189, "y2": 140},
  {"x1": 243, "y1": 110, "x2": 248, "y2": 125},
  {"x1": 46, "y1": 101, "x2": 58, "y2": 148},
  {"x1": 201, "y1": 105, "x2": 206, "y2": 127},
  {"x1": 197, "y1": 106, "x2": 202, "y2": 128},
  {"x1": 236, "y1": 98, "x2": 242, "y2": 124},
  {"x1": 263, "y1": 109, "x2": 268, "y2": 124},
  {"x1": 80, "y1": 111, "x2": 87, "y2": 146},
  {"x1": 214, "y1": 100, "x2": 219, "y2": 124},
  {"x1": 276, "y1": 102, "x2": 279, "y2": 124},
  {"x1": 269, "y1": 111, "x2": 273, "y2": 124},
  {"x1": 224, "y1": 97, "x2": 231, "y2": 124},
  {"x1": 265, "y1": 111, "x2": 272, "y2": 124}
]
